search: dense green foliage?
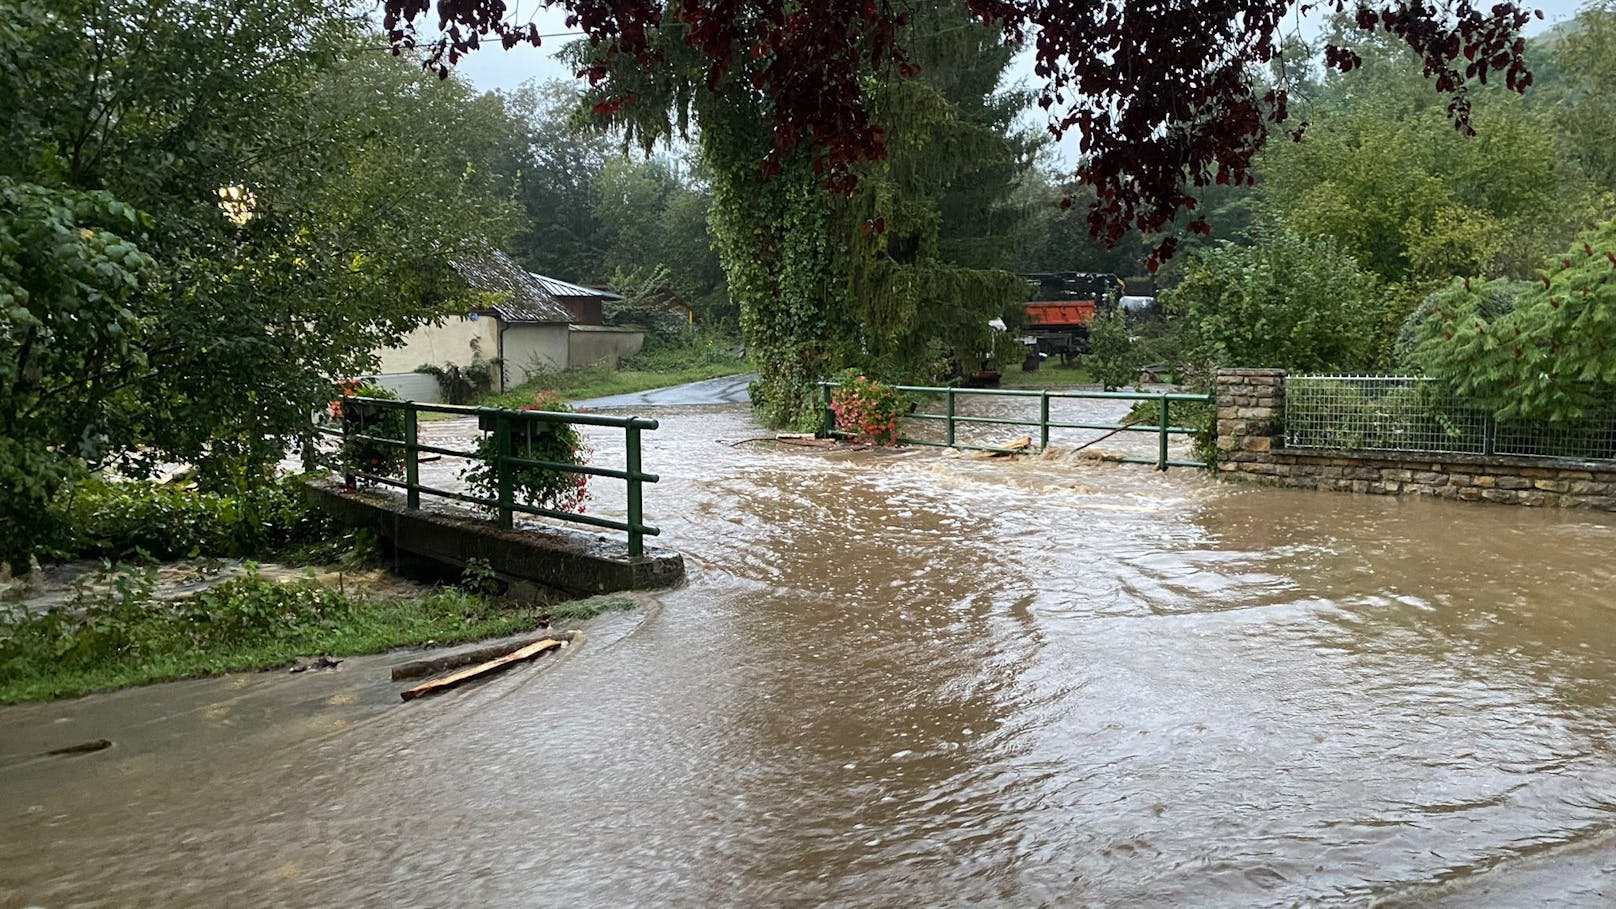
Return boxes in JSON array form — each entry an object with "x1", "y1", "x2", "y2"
[
  {"x1": 575, "y1": 2, "x2": 1032, "y2": 429},
  {"x1": 1407, "y1": 221, "x2": 1616, "y2": 422},
  {"x1": 0, "y1": 0, "x2": 536, "y2": 564},
  {"x1": 55, "y1": 475, "x2": 334, "y2": 563},
  {"x1": 504, "y1": 82, "x2": 729, "y2": 322},
  {"x1": 1139, "y1": 8, "x2": 1616, "y2": 386},
  {"x1": 463, "y1": 392, "x2": 590, "y2": 514},
  {"x1": 0, "y1": 566, "x2": 544, "y2": 703},
  {"x1": 1258, "y1": 27, "x2": 1603, "y2": 289},
  {"x1": 1164, "y1": 230, "x2": 1386, "y2": 372},
  {"x1": 1086, "y1": 309, "x2": 1141, "y2": 391}
]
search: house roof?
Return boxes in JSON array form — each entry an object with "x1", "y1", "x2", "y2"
[
  {"x1": 531, "y1": 273, "x2": 623, "y2": 302},
  {"x1": 449, "y1": 251, "x2": 574, "y2": 324}
]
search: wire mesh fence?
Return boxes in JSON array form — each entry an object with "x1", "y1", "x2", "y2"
[{"x1": 1284, "y1": 375, "x2": 1616, "y2": 462}]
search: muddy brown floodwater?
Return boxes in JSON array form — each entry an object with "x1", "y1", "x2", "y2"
[{"x1": 4, "y1": 396, "x2": 1616, "y2": 908}]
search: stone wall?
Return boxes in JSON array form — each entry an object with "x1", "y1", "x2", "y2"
[{"x1": 1214, "y1": 368, "x2": 1616, "y2": 512}]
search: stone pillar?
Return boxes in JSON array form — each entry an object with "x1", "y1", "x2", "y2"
[{"x1": 1215, "y1": 368, "x2": 1286, "y2": 472}]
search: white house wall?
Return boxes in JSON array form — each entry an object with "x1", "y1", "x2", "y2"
[
  {"x1": 376, "y1": 316, "x2": 501, "y2": 377},
  {"x1": 567, "y1": 326, "x2": 645, "y2": 369},
  {"x1": 503, "y1": 324, "x2": 571, "y2": 386},
  {"x1": 364, "y1": 316, "x2": 503, "y2": 403}
]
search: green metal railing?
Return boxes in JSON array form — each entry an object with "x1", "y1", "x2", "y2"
[
  {"x1": 321, "y1": 397, "x2": 661, "y2": 556},
  {"x1": 818, "y1": 382, "x2": 1214, "y2": 470}
]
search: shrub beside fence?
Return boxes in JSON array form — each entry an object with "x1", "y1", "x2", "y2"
[{"x1": 1284, "y1": 375, "x2": 1616, "y2": 462}]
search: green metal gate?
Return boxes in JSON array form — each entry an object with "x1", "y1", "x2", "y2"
[{"x1": 818, "y1": 382, "x2": 1213, "y2": 470}]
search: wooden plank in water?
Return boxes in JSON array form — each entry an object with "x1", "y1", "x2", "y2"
[
  {"x1": 399, "y1": 638, "x2": 561, "y2": 702},
  {"x1": 390, "y1": 633, "x2": 559, "y2": 681}
]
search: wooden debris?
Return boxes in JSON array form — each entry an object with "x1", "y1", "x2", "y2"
[
  {"x1": 45, "y1": 739, "x2": 112, "y2": 756},
  {"x1": 775, "y1": 434, "x2": 834, "y2": 448},
  {"x1": 970, "y1": 436, "x2": 1034, "y2": 459},
  {"x1": 390, "y1": 633, "x2": 562, "y2": 681},
  {"x1": 399, "y1": 638, "x2": 561, "y2": 701}
]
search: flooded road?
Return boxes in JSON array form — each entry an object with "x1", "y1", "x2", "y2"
[{"x1": 5, "y1": 396, "x2": 1616, "y2": 907}]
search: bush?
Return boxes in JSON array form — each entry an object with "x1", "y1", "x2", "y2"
[
  {"x1": 1408, "y1": 218, "x2": 1616, "y2": 423},
  {"x1": 831, "y1": 372, "x2": 902, "y2": 445},
  {"x1": 416, "y1": 350, "x2": 498, "y2": 404},
  {"x1": 462, "y1": 392, "x2": 590, "y2": 514},
  {"x1": 335, "y1": 382, "x2": 408, "y2": 481},
  {"x1": 1394, "y1": 280, "x2": 1526, "y2": 366},
  {"x1": 1163, "y1": 228, "x2": 1386, "y2": 372},
  {"x1": 58, "y1": 474, "x2": 334, "y2": 561},
  {"x1": 1086, "y1": 307, "x2": 1141, "y2": 391}
]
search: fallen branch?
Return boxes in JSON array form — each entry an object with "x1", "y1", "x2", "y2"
[
  {"x1": 1067, "y1": 418, "x2": 1149, "y2": 455},
  {"x1": 399, "y1": 638, "x2": 561, "y2": 701},
  {"x1": 776, "y1": 435, "x2": 834, "y2": 448}
]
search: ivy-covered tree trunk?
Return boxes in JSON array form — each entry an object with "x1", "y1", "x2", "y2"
[{"x1": 705, "y1": 137, "x2": 848, "y2": 430}]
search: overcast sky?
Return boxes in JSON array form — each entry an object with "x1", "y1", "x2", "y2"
[{"x1": 446, "y1": 0, "x2": 1592, "y2": 169}]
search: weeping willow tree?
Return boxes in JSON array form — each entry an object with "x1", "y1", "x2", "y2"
[{"x1": 573, "y1": 1, "x2": 1030, "y2": 428}]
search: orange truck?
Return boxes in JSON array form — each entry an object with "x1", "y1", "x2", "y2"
[{"x1": 1019, "y1": 272, "x2": 1124, "y2": 364}]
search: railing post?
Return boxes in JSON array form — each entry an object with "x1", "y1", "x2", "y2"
[
  {"x1": 1158, "y1": 395, "x2": 1171, "y2": 471},
  {"x1": 626, "y1": 424, "x2": 645, "y2": 558},
  {"x1": 821, "y1": 382, "x2": 835, "y2": 437},
  {"x1": 404, "y1": 404, "x2": 420, "y2": 509},
  {"x1": 495, "y1": 413, "x2": 514, "y2": 529},
  {"x1": 1483, "y1": 414, "x2": 1497, "y2": 456},
  {"x1": 1039, "y1": 391, "x2": 1051, "y2": 451},
  {"x1": 946, "y1": 388, "x2": 957, "y2": 448},
  {"x1": 342, "y1": 397, "x2": 356, "y2": 491}
]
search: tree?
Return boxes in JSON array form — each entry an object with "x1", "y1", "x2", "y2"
[
  {"x1": 1408, "y1": 219, "x2": 1616, "y2": 423},
  {"x1": 566, "y1": 1, "x2": 1030, "y2": 426},
  {"x1": 1256, "y1": 24, "x2": 1600, "y2": 288},
  {"x1": 1541, "y1": 2, "x2": 1616, "y2": 192},
  {"x1": 0, "y1": 0, "x2": 524, "y2": 560},
  {"x1": 1163, "y1": 228, "x2": 1385, "y2": 372},
  {"x1": 386, "y1": 0, "x2": 1536, "y2": 263},
  {"x1": 503, "y1": 81, "x2": 615, "y2": 283}
]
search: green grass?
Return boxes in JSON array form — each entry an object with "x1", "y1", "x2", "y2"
[
  {"x1": 997, "y1": 362, "x2": 1097, "y2": 388},
  {"x1": 0, "y1": 571, "x2": 554, "y2": 704},
  {"x1": 484, "y1": 340, "x2": 749, "y2": 409},
  {"x1": 545, "y1": 593, "x2": 638, "y2": 622}
]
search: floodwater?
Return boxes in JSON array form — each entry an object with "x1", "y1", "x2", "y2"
[{"x1": 5, "y1": 392, "x2": 1616, "y2": 907}]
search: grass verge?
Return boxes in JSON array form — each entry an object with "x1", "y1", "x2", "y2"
[
  {"x1": 0, "y1": 568, "x2": 553, "y2": 704},
  {"x1": 997, "y1": 363, "x2": 1097, "y2": 388}
]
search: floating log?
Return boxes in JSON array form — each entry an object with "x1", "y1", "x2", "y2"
[
  {"x1": 390, "y1": 633, "x2": 563, "y2": 681},
  {"x1": 45, "y1": 739, "x2": 111, "y2": 756},
  {"x1": 399, "y1": 638, "x2": 561, "y2": 701}
]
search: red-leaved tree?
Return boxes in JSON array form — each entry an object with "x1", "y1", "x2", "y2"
[{"x1": 384, "y1": 0, "x2": 1536, "y2": 265}]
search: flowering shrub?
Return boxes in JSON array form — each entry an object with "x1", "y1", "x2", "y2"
[
  {"x1": 463, "y1": 391, "x2": 591, "y2": 514},
  {"x1": 336, "y1": 382, "x2": 407, "y2": 481},
  {"x1": 831, "y1": 373, "x2": 902, "y2": 446}
]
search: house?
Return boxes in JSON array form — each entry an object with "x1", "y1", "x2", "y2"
[{"x1": 366, "y1": 251, "x2": 645, "y2": 402}]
